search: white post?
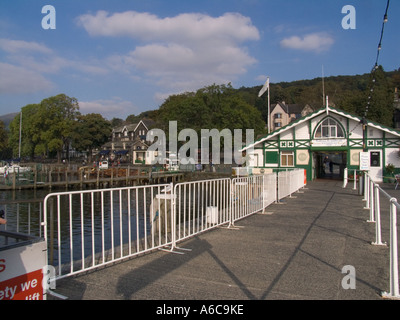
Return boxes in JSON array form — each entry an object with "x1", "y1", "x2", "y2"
[
  {"x1": 372, "y1": 184, "x2": 385, "y2": 246},
  {"x1": 171, "y1": 183, "x2": 176, "y2": 251},
  {"x1": 364, "y1": 174, "x2": 370, "y2": 209},
  {"x1": 353, "y1": 169, "x2": 357, "y2": 190},
  {"x1": 19, "y1": 111, "x2": 22, "y2": 159},
  {"x1": 262, "y1": 174, "x2": 265, "y2": 214},
  {"x1": 368, "y1": 179, "x2": 375, "y2": 222},
  {"x1": 382, "y1": 199, "x2": 400, "y2": 299},
  {"x1": 343, "y1": 167, "x2": 348, "y2": 188}
]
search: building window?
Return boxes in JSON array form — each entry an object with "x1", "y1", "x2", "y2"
[
  {"x1": 315, "y1": 118, "x2": 345, "y2": 139},
  {"x1": 275, "y1": 113, "x2": 282, "y2": 119},
  {"x1": 265, "y1": 151, "x2": 279, "y2": 164},
  {"x1": 281, "y1": 151, "x2": 294, "y2": 167}
]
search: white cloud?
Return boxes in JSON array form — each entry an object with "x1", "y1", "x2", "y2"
[
  {"x1": 79, "y1": 98, "x2": 139, "y2": 120},
  {"x1": 0, "y1": 37, "x2": 110, "y2": 95},
  {"x1": 0, "y1": 62, "x2": 53, "y2": 94},
  {"x1": 77, "y1": 10, "x2": 260, "y2": 96},
  {"x1": 0, "y1": 38, "x2": 53, "y2": 54},
  {"x1": 255, "y1": 75, "x2": 269, "y2": 82},
  {"x1": 77, "y1": 11, "x2": 260, "y2": 44},
  {"x1": 280, "y1": 32, "x2": 334, "y2": 53}
]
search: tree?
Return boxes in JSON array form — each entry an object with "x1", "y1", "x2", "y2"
[
  {"x1": 9, "y1": 104, "x2": 43, "y2": 160},
  {"x1": 156, "y1": 84, "x2": 266, "y2": 146},
  {"x1": 9, "y1": 94, "x2": 80, "y2": 161},
  {"x1": 0, "y1": 120, "x2": 10, "y2": 159},
  {"x1": 38, "y1": 94, "x2": 80, "y2": 162},
  {"x1": 126, "y1": 110, "x2": 158, "y2": 124},
  {"x1": 71, "y1": 113, "x2": 111, "y2": 163},
  {"x1": 364, "y1": 66, "x2": 394, "y2": 127},
  {"x1": 110, "y1": 117, "x2": 124, "y2": 128}
]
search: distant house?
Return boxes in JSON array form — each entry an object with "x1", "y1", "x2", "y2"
[
  {"x1": 100, "y1": 119, "x2": 156, "y2": 165},
  {"x1": 271, "y1": 102, "x2": 314, "y2": 132}
]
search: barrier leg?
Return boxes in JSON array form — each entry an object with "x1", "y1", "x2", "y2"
[
  {"x1": 372, "y1": 185, "x2": 385, "y2": 246},
  {"x1": 364, "y1": 174, "x2": 370, "y2": 209},
  {"x1": 367, "y1": 179, "x2": 375, "y2": 222},
  {"x1": 343, "y1": 168, "x2": 348, "y2": 189},
  {"x1": 382, "y1": 199, "x2": 400, "y2": 299}
]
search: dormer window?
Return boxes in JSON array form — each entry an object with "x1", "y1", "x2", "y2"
[{"x1": 315, "y1": 117, "x2": 345, "y2": 139}]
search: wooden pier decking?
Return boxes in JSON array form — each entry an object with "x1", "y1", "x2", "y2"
[{"x1": 0, "y1": 166, "x2": 185, "y2": 191}]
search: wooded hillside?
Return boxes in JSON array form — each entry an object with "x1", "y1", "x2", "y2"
[{"x1": 133, "y1": 66, "x2": 400, "y2": 131}]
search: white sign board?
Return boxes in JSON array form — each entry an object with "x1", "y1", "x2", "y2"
[
  {"x1": 311, "y1": 139, "x2": 347, "y2": 147},
  {"x1": 359, "y1": 152, "x2": 370, "y2": 171},
  {"x1": 0, "y1": 239, "x2": 47, "y2": 300}
]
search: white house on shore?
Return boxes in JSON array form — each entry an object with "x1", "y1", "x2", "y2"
[
  {"x1": 100, "y1": 119, "x2": 157, "y2": 165},
  {"x1": 242, "y1": 105, "x2": 400, "y2": 182}
]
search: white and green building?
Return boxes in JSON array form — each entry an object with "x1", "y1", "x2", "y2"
[{"x1": 242, "y1": 105, "x2": 400, "y2": 182}]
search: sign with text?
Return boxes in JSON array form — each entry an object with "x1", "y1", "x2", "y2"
[
  {"x1": 359, "y1": 152, "x2": 370, "y2": 171},
  {"x1": 0, "y1": 240, "x2": 47, "y2": 300}
]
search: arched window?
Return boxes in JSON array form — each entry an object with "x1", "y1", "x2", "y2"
[{"x1": 314, "y1": 117, "x2": 345, "y2": 139}]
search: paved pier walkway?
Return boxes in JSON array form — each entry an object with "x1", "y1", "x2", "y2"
[{"x1": 51, "y1": 180, "x2": 396, "y2": 300}]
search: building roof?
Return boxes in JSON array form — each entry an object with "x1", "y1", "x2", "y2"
[
  {"x1": 271, "y1": 102, "x2": 311, "y2": 115},
  {"x1": 112, "y1": 119, "x2": 156, "y2": 134},
  {"x1": 241, "y1": 105, "x2": 400, "y2": 152}
]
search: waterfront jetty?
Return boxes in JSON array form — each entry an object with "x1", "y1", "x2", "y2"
[
  {"x1": 49, "y1": 180, "x2": 392, "y2": 300},
  {"x1": 0, "y1": 164, "x2": 184, "y2": 190}
]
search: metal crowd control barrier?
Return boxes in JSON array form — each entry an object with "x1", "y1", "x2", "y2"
[
  {"x1": 278, "y1": 169, "x2": 305, "y2": 201},
  {"x1": 43, "y1": 184, "x2": 174, "y2": 279},
  {"x1": 232, "y1": 175, "x2": 264, "y2": 223},
  {"x1": 172, "y1": 178, "x2": 231, "y2": 251},
  {"x1": 0, "y1": 199, "x2": 43, "y2": 238},
  {"x1": 42, "y1": 170, "x2": 306, "y2": 280},
  {"x1": 359, "y1": 172, "x2": 400, "y2": 299}
]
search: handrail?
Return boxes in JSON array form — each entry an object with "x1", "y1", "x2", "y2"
[{"x1": 362, "y1": 171, "x2": 400, "y2": 299}]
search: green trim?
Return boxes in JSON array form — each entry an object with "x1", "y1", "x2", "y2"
[
  {"x1": 263, "y1": 143, "x2": 266, "y2": 167},
  {"x1": 310, "y1": 146, "x2": 348, "y2": 151},
  {"x1": 242, "y1": 105, "x2": 400, "y2": 152},
  {"x1": 349, "y1": 139, "x2": 363, "y2": 148},
  {"x1": 312, "y1": 115, "x2": 347, "y2": 140},
  {"x1": 264, "y1": 140, "x2": 279, "y2": 149},
  {"x1": 295, "y1": 140, "x2": 310, "y2": 148},
  {"x1": 386, "y1": 139, "x2": 400, "y2": 147},
  {"x1": 293, "y1": 125, "x2": 296, "y2": 142},
  {"x1": 383, "y1": 131, "x2": 386, "y2": 171}
]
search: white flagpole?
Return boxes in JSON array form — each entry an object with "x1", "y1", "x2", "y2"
[
  {"x1": 258, "y1": 77, "x2": 270, "y2": 133},
  {"x1": 19, "y1": 111, "x2": 22, "y2": 159}
]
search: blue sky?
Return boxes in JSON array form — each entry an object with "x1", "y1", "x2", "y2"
[{"x1": 0, "y1": 0, "x2": 398, "y2": 120}]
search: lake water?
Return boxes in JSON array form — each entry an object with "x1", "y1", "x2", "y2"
[{"x1": 0, "y1": 187, "x2": 163, "y2": 267}]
